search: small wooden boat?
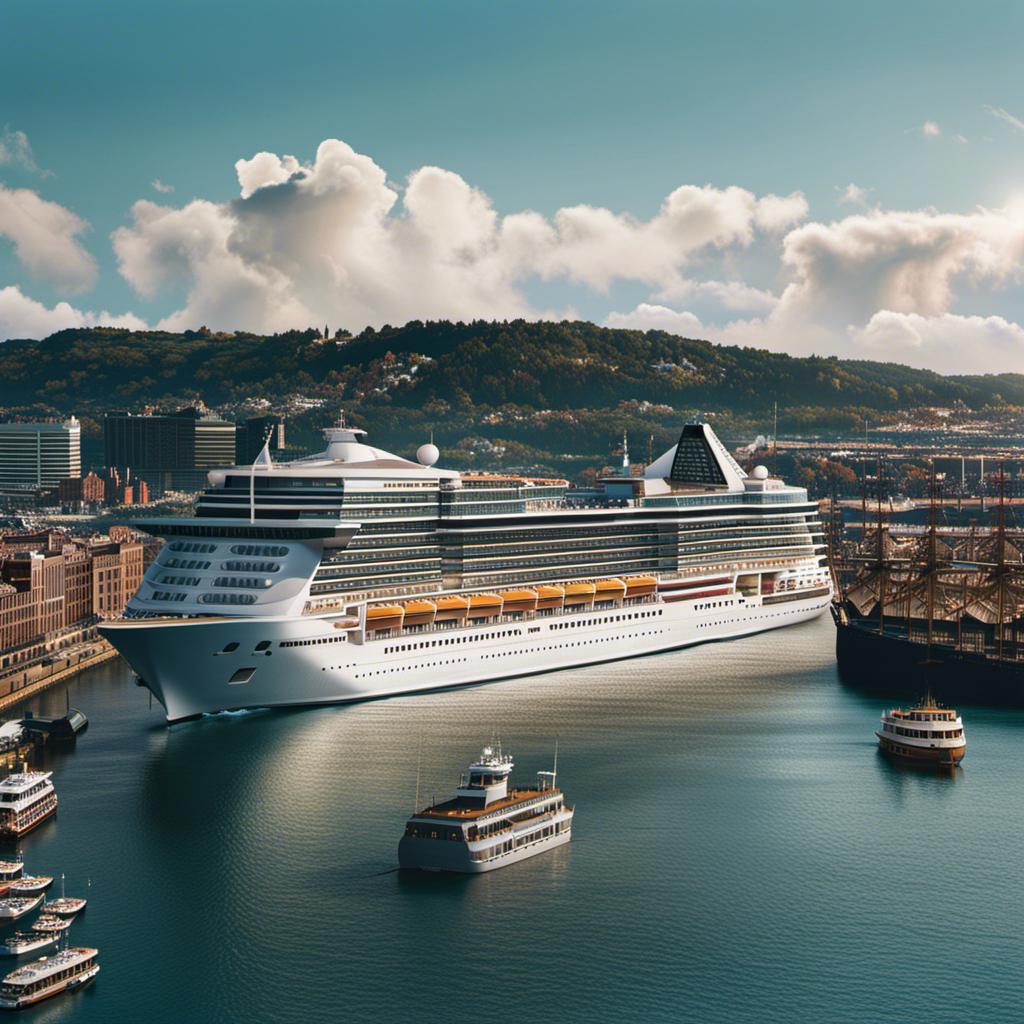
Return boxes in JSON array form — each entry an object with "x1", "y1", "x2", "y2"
[
  {"x1": 7, "y1": 875, "x2": 52, "y2": 897},
  {"x1": 30, "y1": 916, "x2": 70, "y2": 934},
  {"x1": 39, "y1": 896, "x2": 85, "y2": 918}
]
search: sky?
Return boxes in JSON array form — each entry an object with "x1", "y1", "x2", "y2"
[{"x1": 4, "y1": 0, "x2": 1024, "y2": 374}]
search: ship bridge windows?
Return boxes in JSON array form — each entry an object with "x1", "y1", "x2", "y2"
[
  {"x1": 199, "y1": 592, "x2": 258, "y2": 605},
  {"x1": 156, "y1": 575, "x2": 201, "y2": 587},
  {"x1": 162, "y1": 557, "x2": 212, "y2": 570},
  {"x1": 169, "y1": 541, "x2": 218, "y2": 554},
  {"x1": 149, "y1": 589, "x2": 188, "y2": 602},
  {"x1": 214, "y1": 576, "x2": 275, "y2": 589},
  {"x1": 221, "y1": 560, "x2": 281, "y2": 572},
  {"x1": 230, "y1": 544, "x2": 289, "y2": 557}
]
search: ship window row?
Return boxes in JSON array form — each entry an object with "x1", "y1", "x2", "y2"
[
  {"x1": 231, "y1": 544, "x2": 289, "y2": 557},
  {"x1": 149, "y1": 589, "x2": 189, "y2": 602},
  {"x1": 214, "y1": 576, "x2": 274, "y2": 589},
  {"x1": 199, "y1": 592, "x2": 257, "y2": 605},
  {"x1": 161, "y1": 557, "x2": 212, "y2": 570},
  {"x1": 383, "y1": 629, "x2": 524, "y2": 651},
  {"x1": 314, "y1": 562, "x2": 440, "y2": 580},
  {"x1": 320, "y1": 547, "x2": 439, "y2": 566},
  {"x1": 309, "y1": 575, "x2": 440, "y2": 596},
  {"x1": 1, "y1": 956, "x2": 96, "y2": 994},
  {"x1": 221, "y1": 560, "x2": 281, "y2": 572},
  {"x1": 883, "y1": 723, "x2": 963, "y2": 739},
  {"x1": 169, "y1": 541, "x2": 218, "y2": 554},
  {"x1": 156, "y1": 574, "x2": 201, "y2": 587},
  {"x1": 280, "y1": 635, "x2": 347, "y2": 647},
  {"x1": 224, "y1": 476, "x2": 342, "y2": 489}
]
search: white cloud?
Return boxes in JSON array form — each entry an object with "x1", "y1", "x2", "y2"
[
  {"x1": 837, "y1": 183, "x2": 873, "y2": 208},
  {"x1": 985, "y1": 105, "x2": 1024, "y2": 133},
  {"x1": 848, "y1": 311, "x2": 1024, "y2": 373},
  {"x1": 0, "y1": 285, "x2": 145, "y2": 339},
  {"x1": 152, "y1": 179, "x2": 175, "y2": 193},
  {"x1": 110, "y1": 140, "x2": 807, "y2": 332},
  {"x1": 0, "y1": 185, "x2": 98, "y2": 294},
  {"x1": 921, "y1": 121, "x2": 941, "y2": 137},
  {"x1": 605, "y1": 304, "x2": 705, "y2": 336},
  {"x1": 0, "y1": 127, "x2": 49, "y2": 176}
]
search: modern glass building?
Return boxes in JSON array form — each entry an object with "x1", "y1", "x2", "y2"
[{"x1": 0, "y1": 419, "x2": 81, "y2": 497}]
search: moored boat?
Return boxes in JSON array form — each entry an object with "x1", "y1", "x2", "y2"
[
  {"x1": 0, "y1": 864, "x2": 22, "y2": 883},
  {"x1": 876, "y1": 695, "x2": 965, "y2": 767},
  {"x1": 0, "y1": 895, "x2": 43, "y2": 921},
  {"x1": 0, "y1": 773, "x2": 57, "y2": 840},
  {"x1": 399, "y1": 744, "x2": 573, "y2": 873},
  {"x1": 0, "y1": 932, "x2": 58, "y2": 958},
  {"x1": 0, "y1": 947, "x2": 98, "y2": 1009},
  {"x1": 30, "y1": 916, "x2": 70, "y2": 934},
  {"x1": 7, "y1": 876, "x2": 52, "y2": 897}
]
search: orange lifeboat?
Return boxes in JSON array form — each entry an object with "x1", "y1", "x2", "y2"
[
  {"x1": 402, "y1": 599, "x2": 437, "y2": 627},
  {"x1": 594, "y1": 578, "x2": 627, "y2": 601},
  {"x1": 435, "y1": 594, "x2": 470, "y2": 622},
  {"x1": 365, "y1": 604, "x2": 404, "y2": 632},
  {"x1": 563, "y1": 581, "x2": 597, "y2": 606},
  {"x1": 467, "y1": 593, "x2": 503, "y2": 619},
  {"x1": 535, "y1": 584, "x2": 565, "y2": 610},
  {"x1": 623, "y1": 575, "x2": 658, "y2": 598},
  {"x1": 499, "y1": 588, "x2": 538, "y2": 614}
]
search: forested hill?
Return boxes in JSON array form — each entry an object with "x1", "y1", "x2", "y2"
[{"x1": 1, "y1": 319, "x2": 1021, "y2": 429}]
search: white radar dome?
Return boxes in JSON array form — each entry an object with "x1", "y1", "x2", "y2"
[
  {"x1": 752, "y1": 465, "x2": 769, "y2": 480},
  {"x1": 417, "y1": 443, "x2": 440, "y2": 467}
]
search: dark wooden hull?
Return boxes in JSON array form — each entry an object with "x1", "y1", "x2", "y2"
[
  {"x1": 876, "y1": 733, "x2": 965, "y2": 766},
  {"x1": 834, "y1": 608, "x2": 1024, "y2": 706}
]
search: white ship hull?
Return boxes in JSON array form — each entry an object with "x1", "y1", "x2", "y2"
[{"x1": 103, "y1": 585, "x2": 831, "y2": 722}]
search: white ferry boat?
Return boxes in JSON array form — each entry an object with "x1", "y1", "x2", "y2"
[
  {"x1": 0, "y1": 896, "x2": 43, "y2": 922},
  {"x1": 876, "y1": 696, "x2": 966, "y2": 767},
  {"x1": 8, "y1": 875, "x2": 51, "y2": 897},
  {"x1": 399, "y1": 745, "x2": 572, "y2": 872},
  {"x1": 0, "y1": 932, "x2": 58, "y2": 958},
  {"x1": 98, "y1": 421, "x2": 832, "y2": 722},
  {"x1": 0, "y1": 773, "x2": 56, "y2": 839},
  {"x1": 0, "y1": 947, "x2": 98, "y2": 1009}
]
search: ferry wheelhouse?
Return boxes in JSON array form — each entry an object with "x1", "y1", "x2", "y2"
[
  {"x1": 399, "y1": 746, "x2": 573, "y2": 872},
  {"x1": 0, "y1": 948, "x2": 98, "y2": 1009},
  {"x1": 0, "y1": 773, "x2": 56, "y2": 839},
  {"x1": 99, "y1": 421, "x2": 831, "y2": 722},
  {"x1": 876, "y1": 696, "x2": 965, "y2": 767}
]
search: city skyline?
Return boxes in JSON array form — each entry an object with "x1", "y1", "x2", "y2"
[{"x1": 4, "y1": 1, "x2": 1024, "y2": 374}]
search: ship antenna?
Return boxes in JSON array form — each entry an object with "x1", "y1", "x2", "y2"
[{"x1": 553, "y1": 738, "x2": 558, "y2": 789}]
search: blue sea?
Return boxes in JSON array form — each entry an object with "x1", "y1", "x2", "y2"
[{"x1": 6, "y1": 611, "x2": 1023, "y2": 1023}]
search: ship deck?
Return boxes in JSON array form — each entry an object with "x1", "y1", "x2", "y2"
[{"x1": 414, "y1": 788, "x2": 557, "y2": 820}]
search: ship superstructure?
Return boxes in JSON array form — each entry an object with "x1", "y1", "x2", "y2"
[{"x1": 99, "y1": 421, "x2": 831, "y2": 722}]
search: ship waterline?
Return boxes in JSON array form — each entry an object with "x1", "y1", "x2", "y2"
[{"x1": 100, "y1": 421, "x2": 831, "y2": 722}]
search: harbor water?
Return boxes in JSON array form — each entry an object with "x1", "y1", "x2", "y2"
[{"x1": 8, "y1": 611, "x2": 1024, "y2": 1023}]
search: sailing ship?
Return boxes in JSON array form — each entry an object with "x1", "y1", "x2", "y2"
[{"x1": 832, "y1": 462, "x2": 1024, "y2": 704}]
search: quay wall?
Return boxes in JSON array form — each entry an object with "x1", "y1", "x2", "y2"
[{"x1": 0, "y1": 641, "x2": 120, "y2": 715}]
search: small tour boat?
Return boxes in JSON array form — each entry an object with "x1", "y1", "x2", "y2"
[
  {"x1": 0, "y1": 932, "x2": 58, "y2": 958},
  {"x1": 0, "y1": 947, "x2": 98, "y2": 1009},
  {"x1": 7, "y1": 875, "x2": 52, "y2": 897},
  {"x1": 41, "y1": 874, "x2": 86, "y2": 918},
  {"x1": 0, "y1": 864, "x2": 22, "y2": 883},
  {"x1": 876, "y1": 694, "x2": 965, "y2": 767},
  {"x1": 399, "y1": 744, "x2": 574, "y2": 873},
  {"x1": 30, "y1": 916, "x2": 70, "y2": 935},
  {"x1": 39, "y1": 897, "x2": 85, "y2": 918},
  {"x1": 0, "y1": 895, "x2": 43, "y2": 922},
  {"x1": 0, "y1": 773, "x2": 57, "y2": 840}
]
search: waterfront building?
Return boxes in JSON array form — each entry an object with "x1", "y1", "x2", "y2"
[
  {"x1": 104, "y1": 408, "x2": 235, "y2": 494},
  {"x1": 0, "y1": 529, "x2": 147, "y2": 667},
  {"x1": 0, "y1": 420, "x2": 81, "y2": 503},
  {"x1": 236, "y1": 416, "x2": 285, "y2": 466}
]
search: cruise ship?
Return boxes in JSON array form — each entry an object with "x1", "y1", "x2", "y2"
[{"x1": 98, "y1": 420, "x2": 832, "y2": 722}]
